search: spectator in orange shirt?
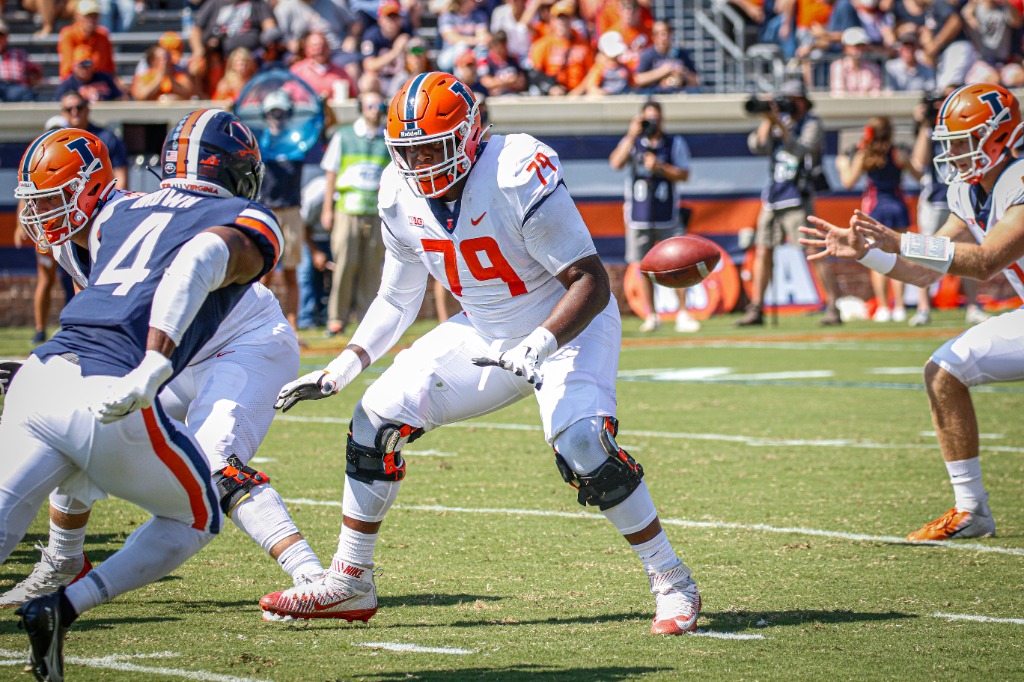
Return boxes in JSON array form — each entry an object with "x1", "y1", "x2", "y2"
[
  {"x1": 55, "y1": 44, "x2": 126, "y2": 101},
  {"x1": 58, "y1": 0, "x2": 116, "y2": 79},
  {"x1": 131, "y1": 45, "x2": 197, "y2": 101},
  {"x1": 571, "y1": 29, "x2": 633, "y2": 95},
  {"x1": 290, "y1": 30, "x2": 357, "y2": 100},
  {"x1": 596, "y1": 0, "x2": 654, "y2": 70},
  {"x1": 212, "y1": 46, "x2": 257, "y2": 102},
  {"x1": 527, "y1": 0, "x2": 594, "y2": 95}
]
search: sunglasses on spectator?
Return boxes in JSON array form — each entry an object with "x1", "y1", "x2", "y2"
[{"x1": 63, "y1": 104, "x2": 88, "y2": 113}]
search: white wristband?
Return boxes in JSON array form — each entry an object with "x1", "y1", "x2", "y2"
[
  {"x1": 324, "y1": 348, "x2": 363, "y2": 392},
  {"x1": 523, "y1": 326, "x2": 558, "y2": 364},
  {"x1": 857, "y1": 248, "x2": 897, "y2": 275}
]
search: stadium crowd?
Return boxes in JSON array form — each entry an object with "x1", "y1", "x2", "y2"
[{"x1": 3, "y1": 0, "x2": 1024, "y2": 104}]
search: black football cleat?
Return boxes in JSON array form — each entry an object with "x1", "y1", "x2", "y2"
[{"x1": 15, "y1": 586, "x2": 69, "y2": 682}]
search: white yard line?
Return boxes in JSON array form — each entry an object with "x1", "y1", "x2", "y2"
[
  {"x1": 358, "y1": 642, "x2": 476, "y2": 654},
  {"x1": 931, "y1": 613, "x2": 1024, "y2": 625},
  {"x1": 283, "y1": 499, "x2": 1024, "y2": 558},
  {"x1": 0, "y1": 649, "x2": 269, "y2": 682},
  {"x1": 277, "y1": 415, "x2": 1024, "y2": 454},
  {"x1": 691, "y1": 630, "x2": 766, "y2": 640}
]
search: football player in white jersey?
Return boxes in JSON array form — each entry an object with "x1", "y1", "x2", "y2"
[
  {"x1": 800, "y1": 82, "x2": 1024, "y2": 542},
  {"x1": 259, "y1": 72, "x2": 702, "y2": 635},
  {"x1": 1, "y1": 121, "x2": 323, "y2": 612}
]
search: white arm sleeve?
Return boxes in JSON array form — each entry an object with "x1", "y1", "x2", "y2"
[
  {"x1": 348, "y1": 249, "x2": 429, "y2": 363},
  {"x1": 149, "y1": 231, "x2": 230, "y2": 345}
]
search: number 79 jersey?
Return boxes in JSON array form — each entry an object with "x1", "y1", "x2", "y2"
[
  {"x1": 35, "y1": 188, "x2": 282, "y2": 379},
  {"x1": 379, "y1": 133, "x2": 598, "y2": 340}
]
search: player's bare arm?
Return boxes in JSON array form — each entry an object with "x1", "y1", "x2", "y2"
[
  {"x1": 547, "y1": 253, "x2": 611, "y2": 346},
  {"x1": 944, "y1": 205, "x2": 1024, "y2": 280}
]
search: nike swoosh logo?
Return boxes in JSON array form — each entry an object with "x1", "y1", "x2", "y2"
[
  {"x1": 313, "y1": 595, "x2": 358, "y2": 611},
  {"x1": 471, "y1": 212, "x2": 487, "y2": 226},
  {"x1": 216, "y1": 351, "x2": 235, "y2": 358}
]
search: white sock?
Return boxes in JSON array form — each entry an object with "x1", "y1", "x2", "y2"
[
  {"x1": 276, "y1": 540, "x2": 323, "y2": 581},
  {"x1": 335, "y1": 525, "x2": 377, "y2": 571},
  {"x1": 631, "y1": 531, "x2": 680, "y2": 574},
  {"x1": 946, "y1": 457, "x2": 989, "y2": 515},
  {"x1": 47, "y1": 521, "x2": 86, "y2": 560}
]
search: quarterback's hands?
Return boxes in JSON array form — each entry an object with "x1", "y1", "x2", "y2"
[
  {"x1": 0, "y1": 360, "x2": 22, "y2": 396},
  {"x1": 89, "y1": 351, "x2": 173, "y2": 424},
  {"x1": 799, "y1": 215, "x2": 872, "y2": 262},
  {"x1": 851, "y1": 210, "x2": 900, "y2": 253},
  {"x1": 274, "y1": 348, "x2": 363, "y2": 412},
  {"x1": 472, "y1": 327, "x2": 558, "y2": 391}
]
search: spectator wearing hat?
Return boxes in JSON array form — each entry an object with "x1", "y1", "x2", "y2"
[
  {"x1": 360, "y1": 0, "x2": 414, "y2": 82},
  {"x1": 571, "y1": 30, "x2": 633, "y2": 95},
  {"x1": 56, "y1": 44, "x2": 126, "y2": 101},
  {"x1": 740, "y1": 79, "x2": 840, "y2": 327},
  {"x1": 479, "y1": 29, "x2": 529, "y2": 95},
  {"x1": 597, "y1": 0, "x2": 655, "y2": 72},
  {"x1": 290, "y1": 30, "x2": 358, "y2": 100},
  {"x1": 275, "y1": 0, "x2": 362, "y2": 60},
  {"x1": 527, "y1": 0, "x2": 594, "y2": 95},
  {"x1": 131, "y1": 45, "x2": 196, "y2": 101},
  {"x1": 885, "y1": 30, "x2": 935, "y2": 91},
  {"x1": 830, "y1": 26, "x2": 882, "y2": 95},
  {"x1": 0, "y1": 19, "x2": 43, "y2": 101},
  {"x1": 437, "y1": 0, "x2": 491, "y2": 72},
  {"x1": 634, "y1": 20, "x2": 698, "y2": 94},
  {"x1": 383, "y1": 35, "x2": 432, "y2": 99},
  {"x1": 57, "y1": 0, "x2": 116, "y2": 79}
]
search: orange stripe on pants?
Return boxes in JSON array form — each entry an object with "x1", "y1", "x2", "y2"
[{"x1": 142, "y1": 407, "x2": 209, "y2": 532}]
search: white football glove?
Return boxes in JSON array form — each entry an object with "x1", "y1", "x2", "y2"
[
  {"x1": 472, "y1": 327, "x2": 558, "y2": 390},
  {"x1": 89, "y1": 351, "x2": 174, "y2": 424},
  {"x1": 274, "y1": 349, "x2": 362, "y2": 412}
]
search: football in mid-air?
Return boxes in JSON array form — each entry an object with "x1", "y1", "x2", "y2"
[{"x1": 639, "y1": 235, "x2": 721, "y2": 288}]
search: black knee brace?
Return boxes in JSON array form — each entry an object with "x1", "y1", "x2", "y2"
[
  {"x1": 214, "y1": 455, "x2": 271, "y2": 516},
  {"x1": 554, "y1": 417, "x2": 644, "y2": 511},
  {"x1": 346, "y1": 422, "x2": 424, "y2": 484}
]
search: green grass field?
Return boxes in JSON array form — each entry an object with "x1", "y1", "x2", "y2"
[{"x1": 2, "y1": 311, "x2": 1023, "y2": 681}]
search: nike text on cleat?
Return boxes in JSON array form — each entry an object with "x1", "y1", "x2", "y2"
[
  {"x1": 15, "y1": 586, "x2": 69, "y2": 682},
  {"x1": 260, "y1": 563, "x2": 377, "y2": 622},
  {"x1": 649, "y1": 561, "x2": 701, "y2": 635},
  {"x1": 906, "y1": 507, "x2": 996, "y2": 542},
  {"x1": 0, "y1": 545, "x2": 91, "y2": 608}
]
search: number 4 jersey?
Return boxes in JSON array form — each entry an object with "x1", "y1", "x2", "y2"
[
  {"x1": 35, "y1": 187, "x2": 282, "y2": 379},
  {"x1": 379, "y1": 133, "x2": 598, "y2": 340}
]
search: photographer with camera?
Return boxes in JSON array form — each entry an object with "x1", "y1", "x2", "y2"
[
  {"x1": 908, "y1": 85, "x2": 990, "y2": 327},
  {"x1": 738, "y1": 78, "x2": 841, "y2": 327},
  {"x1": 609, "y1": 99, "x2": 697, "y2": 333}
]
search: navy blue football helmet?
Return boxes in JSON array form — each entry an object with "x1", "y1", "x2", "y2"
[{"x1": 160, "y1": 109, "x2": 264, "y2": 201}]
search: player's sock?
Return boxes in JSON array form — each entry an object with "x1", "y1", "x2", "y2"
[
  {"x1": 631, "y1": 531, "x2": 680, "y2": 575},
  {"x1": 276, "y1": 540, "x2": 323, "y2": 581},
  {"x1": 336, "y1": 526, "x2": 377, "y2": 570},
  {"x1": 946, "y1": 457, "x2": 989, "y2": 515},
  {"x1": 47, "y1": 520, "x2": 86, "y2": 560},
  {"x1": 65, "y1": 517, "x2": 213, "y2": 615}
]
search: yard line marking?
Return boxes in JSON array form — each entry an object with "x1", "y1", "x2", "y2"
[
  {"x1": 358, "y1": 642, "x2": 476, "y2": 654},
  {"x1": 277, "y1": 416, "x2": 1024, "y2": 454},
  {"x1": 617, "y1": 374, "x2": 1024, "y2": 394},
  {"x1": 405, "y1": 449, "x2": 458, "y2": 457},
  {"x1": 0, "y1": 649, "x2": 268, "y2": 682},
  {"x1": 282, "y1": 499, "x2": 1024, "y2": 558},
  {"x1": 868, "y1": 367, "x2": 925, "y2": 375},
  {"x1": 691, "y1": 630, "x2": 766, "y2": 640},
  {"x1": 932, "y1": 613, "x2": 1024, "y2": 625},
  {"x1": 624, "y1": 341, "x2": 946, "y2": 353}
]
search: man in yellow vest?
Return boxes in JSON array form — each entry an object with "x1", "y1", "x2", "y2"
[{"x1": 321, "y1": 89, "x2": 390, "y2": 336}]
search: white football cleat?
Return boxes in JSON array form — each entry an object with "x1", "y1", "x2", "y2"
[
  {"x1": 0, "y1": 543, "x2": 91, "y2": 608},
  {"x1": 261, "y1": 560, "x2": 377, "y2": 622},
  {"x1": 674, "y1": 310, "x2": 701, "y2": 333},
  {"x1": 649, "y1": 561, "x2": 701, "y2": 635},
  {"x1": 639, "y1": 314, "x2": 660, "y2": 333}
]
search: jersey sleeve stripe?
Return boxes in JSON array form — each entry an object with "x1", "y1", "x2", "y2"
[
  {"x1": 239, "y1": 208, "x2": 284, "y2": 244},
  {"x1": 522, "y1": 178, "x2": 564, "y2": 226},
  {"x1": 141, "y1": 406, "x2": 218, "y2": 534},
  {"x1": 235, "y1": 217, "x2": 282, "y2": 263}
]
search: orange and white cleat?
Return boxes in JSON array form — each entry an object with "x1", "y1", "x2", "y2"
[
  {"x1": 906, "y1": 507, "x2": 996, "y2": 542},
  {"x1": 260, "y1": 560, "x2": 377, "y2": 622},
  {"x1": 649, "y1": 561, "x2": 701, "y2": 635}
]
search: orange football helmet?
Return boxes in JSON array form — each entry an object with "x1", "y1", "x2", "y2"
[
  {"x1": 15, "y1": 128, "x2": 116, "y2": 251},
  {"x1": 932, "y1": 83, "x2": 1023, "y2": 185},
  {"x1": 385, "y1": 72, "x2": 485, "y2": 198}
]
